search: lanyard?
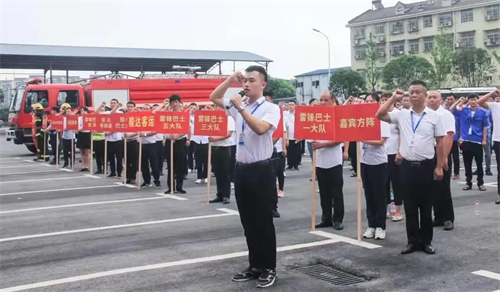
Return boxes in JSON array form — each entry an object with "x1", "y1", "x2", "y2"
[
  {"x1": 241, "y1": 100, "x2": 265, "y2": 131},
  {"x1": 411, "y1": 111, "x2": 426, "y2": 134}
]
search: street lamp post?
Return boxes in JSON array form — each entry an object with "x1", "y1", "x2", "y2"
[{"x1": 313, "y1": 28, "x2": 331, "y2": 89}]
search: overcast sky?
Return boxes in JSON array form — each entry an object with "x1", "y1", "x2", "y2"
[{"x1": 0, "y1": 0, "x2": 422, "y2": 79}]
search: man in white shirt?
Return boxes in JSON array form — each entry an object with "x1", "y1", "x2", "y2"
[
  {"x1": 376, "y1": 81, "x2": 445, "y2": 255},
  {"x1": 286, "y1": 102, "x2": 300, "y2": 171},
  {"x1": 210, "y1": 66, "x2": 280, "y2": 288},
  {"x1": 312, "y1": 91, "x2": 346, "y2": 231},
  {"x1": 208, "y1": 113, "x2": 236, "y2": 204},
  {"x1": 190, "y1": 120, "x2": 210, "y2": 184},
  {"x1": 427, "y1": 91, "x2": 456, "y2": 231},
  {"x1": 478, "y1": 89, "x2": 500, "y2": 203}
]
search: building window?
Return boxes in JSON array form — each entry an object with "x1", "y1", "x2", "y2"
[
  {"x1": 423, "y1": 16, "x2": 433, "y2": 28},
  {"x1": 374, "y1": 25, "x2": 385, "y2": 35},
  {"x1": 376, "y1": 45, "x2": 386, "y2": 57},
  {"x1": 486, "y1": 5, "x2": 500, "y2": 20},
  {"x1": 485, "y1": 30, "x2": 500, "y2": 46},
  {"x1": 461, "y1": 9, "x2": 474, "y2": 23},
  {"x1": 311, "y1": 80, "x2": 319, "y2": 87},
  {"x1": 438, "y1": 12, "x2": 453, "y2": 27},
  {"x1": 390, "y1": 21, "x2": 404, "y2": 34},
  {"x1": 296, "y1": 82, "x2": 303, "y2": 88},
  {"x1": 355, "y1": 48, "x2": 366, "y2": 59},
  {"x1": 424, "y1": 37, "x2": 434, "y2": 52},
  {"x1": 408, "y1": 19, "x2": 419, "y2": 32},
  {"x1": 354, "y1": 28, "x2": 366, "y2": 39},
  {"x1": 460, "y1": 32, "x2": 475, "y2": 47},
  {"x1": 391, "y1": 42, "x2": 405, "y2": 56},
  {"x1": 409, "y1": 40, "x2": 420, "y2": 54}
]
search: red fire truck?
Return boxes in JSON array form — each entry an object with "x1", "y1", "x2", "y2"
[{"x1": 6, "y1": 76, "x2": 241, "y2": 153}]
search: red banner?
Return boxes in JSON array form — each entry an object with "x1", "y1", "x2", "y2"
[
  {"x1": 155, "y1": 111, "x2": 190, "y2": 134},
  {"x1": 126, "y1": 112, "x2": 156, "y2": 132},
  {"x1": 66, "y1": 115, "x2": 79, "y2": 131},
  {"x1": 51, "y1": 115, "x2": 65, "y2": 131},
  {"x1": 294, "y1": 106, "x2": 335, "y2": 141},
  {"x1": 333, "y1": 103, "x2": 381, "y2": 142},
  {"x1": 193, "y1": 110, "x2": 228, "y2": 136},
  {"x1": 272, "y1": 109, "x2": 285, "y2": 139},
  {"x1": 42, "y1": 116, "x2": 48, "y2": 129},
  {"x1": 111, "y1": 114, "x2": 128, "y2": 132},
  {"x1": 96, "y1": 114, "x2": 114, "y2": 132},
  {"x1": 81, "y1": 114, "x2": 100, "y2": 131}
]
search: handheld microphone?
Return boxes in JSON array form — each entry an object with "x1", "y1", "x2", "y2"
[{"x1": 225, "y1": 91, "x2": 246, "y2": 109}]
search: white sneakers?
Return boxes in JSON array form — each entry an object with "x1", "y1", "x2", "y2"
[
  {"x1": 203, "y1": 178, "x2": 208, "y2": 183},
  {"x1": 195, "y1": 179, "x2": 202, "y2": 184},
  {"x1": 363, "y1": 227, "x2": 386, "y2": 240}
]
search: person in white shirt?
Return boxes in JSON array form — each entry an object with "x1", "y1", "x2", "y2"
[
  {"x1": 376, "y1": 81, "x2": 446, "y2": 255},
  {"x1": 210, "y1": 66, "x2": 280, "y2": 288},
  {"x1": 152, "y1": 104, "x2": 166, "y2": 176},
  {"x1": 99, "y1": 99, "x2": 124, "y2": 178},
  {"x1": 380, "y1": 93, "x2": 404, "y2": 222},
  {"x1": 478, "y1": 89, "x2": 500, "y2": 203},
  {"x1": 313, "y1": 91, "x2": 346, "y2": 231},
  {"x1": 427, "y1": 91, "x2": 456, "y2": 231},
  {"x1": 208, "y1": 111, "x2": 236, "y2": 204},
  {"x1": 286, "y1": 102, "x2": 300, "y2": 171},
  {"x1": 361, "y1": 94, "x2": 391, "y2": 240}
]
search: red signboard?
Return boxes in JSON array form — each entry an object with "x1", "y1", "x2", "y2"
[
  {"x1": 51, "y1": 115, "x2": 65, "y2": 131},
  {"x1": 155, "y1": 111, "x2": 190, "y2": 134},
  {"x1": 193, "y1": 110, "x2": 228, "y2": 136},
  {"x1": 333, "y1": 103, "x2": 381, "y2": 142},
  {"x1": 81, "y1": 114, "x2": 100, "y2": 131},
  {"x1": 111, "y1": 114, "x2": 128, "y2": 132},
  {"x1": 294, "y1": 106, "x2": 335, "y2": 141},
  {"x1": 272, "y1": 109, "x2": 285, "y2": 139},
  {"x1": 66, "y1": 115, "x2": 79, "y2": 131},
  {"x1": 127, "y1": 112, "x2": 156, "y2": 132},
  {"x1": 96, "y1": 114, "x2": 114, "y2": 132},
  {"x1": 42, "y1": 116, "x2": 48, "y2": 129}
]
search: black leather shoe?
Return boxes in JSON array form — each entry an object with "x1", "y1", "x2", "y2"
[
  {"x1": 231, "y1": 267, "x2": 261, "y2": 282},
  {"x1": 444, "y1": 221, "x2": 454, "y2": 230},
  {"x1": 209, "y1": 197, "x2": 223, "y2": 203},
  {"x1": 273, "y1": 210, "x2": 280, "y2": 218},
  {"x1": 315, "y1": 221, "x2": 333, "y2": 228},
  {"x1": 223, "y1": 197, "x2": 230, "y2": 204},
  {"x1": 176, "y1": 189, "x2": 187, "y2": 194},
  {"x1": 333, "y1": 222, "x2": 344, "y2": 230},
  {"x1": 495, "y1": 196, "x2": 500, "y2": 204},
  {"x1": 401, "y1": 244, "x2": 419, "y2": 254},
  {"x1": 422, "y1": 244, "x2": 435, "y2": 254}
]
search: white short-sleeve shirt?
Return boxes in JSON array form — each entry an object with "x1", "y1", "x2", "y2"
[
  {"x1": 102, "y1": 111, "x2": 123, "y2": 142},
  {"x1": 212, "y1": 116, "x2": 236, "y2": 147},
  {"x1": 274, "y1": 117, "x2": 288, "y2": 153},
  {"x1": 388, "y1": 107, "x2": 445, "y2": 161},
  {"x1": 487, "y1": 102, "x2": 500, "y2": 142},
  {"x1": 223, "y1": 97, "x2": 280, "y2": 163},
  {"x1": 316, "y1": 143, "x2": 343, "y2": 169},
  {"x1": 385, "y1": 108, "x2": 400, "y2": 155},
  {"x1": 286, "y1": 111, "x2": 296, "y2": 140},
  {"x1": 361, "y1": 121, "x2": 391, "y2": 165}
]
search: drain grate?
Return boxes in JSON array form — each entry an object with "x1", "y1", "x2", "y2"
[{"x1": 294, "y1": 264, "x2": 368, "y2": 286}]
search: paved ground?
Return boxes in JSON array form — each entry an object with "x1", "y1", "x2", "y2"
[{"x1": 0, "y1": 139, "x2": 499, "y2": 292}]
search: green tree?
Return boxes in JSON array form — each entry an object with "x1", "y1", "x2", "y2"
[
  {"x1": 430, "y1": 29, "x2": 454, "y2": 88},
  {"x1": 382, "y1": 55, "x2": 435, "y2": 91},
  {"x1": 452, "y1": 47, "x2": 497, "y2": 87},
  {"x1": 265, "y1": 76, "x2": 296, "y2": 99},
  {"x1": 365, "y1": 33, "x2": 381, "y2": 91},
  {"x1": 329, "y1": 69, "x2": 365, "y2": 98}
]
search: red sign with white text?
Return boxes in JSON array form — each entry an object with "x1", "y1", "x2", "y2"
[
  {"x1": 333, "y1": 103, "x2": 381, "y2": 142},
  {"x1": 294, "y1": 106, "x2": 335, "y2": 141},
  {"x1": 272, "y1": 109, "x2": 285, "y2": 139},
  {"x1": 111, "y1": 114, "x2": 128, "y2": 132},
  {"x1": 126, "y1": 112, "x2": 156, "y2": 132},
  {"x1": 155, "y1": 111, "x2": 190, "y2": 134},
  {"x1": 66, "y1": 115, "x2": 79, "y2": 131},
  {"x1": 193, "y1": 110, "x2": 228, "y2": 136},
  {"x1": 81, "y1": 114, "x2": 100, "y2": 131},
  {"x1": 51, "y1": 115, "x2": 65, "y2": 131}
]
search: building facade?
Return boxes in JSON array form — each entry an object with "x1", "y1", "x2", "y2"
[
  {"x1": 294, "y1": 67, "x2": 350, "y2": 104},
  {"x1": 346, "y1": 0, "x2": 500, "y2": 87}
]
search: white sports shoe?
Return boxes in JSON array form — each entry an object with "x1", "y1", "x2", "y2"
[
  {"x1": 203, "y1": 178, "x2": 208, "y2": 183},
  {"x1": 195, "y1": 179, "x2": 202, "y2": 184},
  {"x1": 374, "y1": 228, "x2": 386, "y2": 240},
  {"x1": 363, "y1": 228, "x2": 375, "y2": 239}
]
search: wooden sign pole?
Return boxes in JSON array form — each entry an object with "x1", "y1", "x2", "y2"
[
  {"x1": 170, "y1": 139, "x2": 174, "y2": 195},
  {"x1": 206, "y1": 142, "x2": 212, "y2": 205},
  {"x1": 104, "y1": 137, "x2": 108, "y2": 178},
  {"x1": 123, "y1": 138, "x2": 127, "y2": 185},
  {"x1": 43, "y1": 131, "x2": 47, "y2": 162},
  {"x1": 137, "y1": 137, "x2": 143, "y2": 189},
  {"x1": 71, "y1": 136, "x2": 75, "y2": 170},
  {"x1": 311, "y1": 149, "x2": 317, "y2": 231},
  {"x1": 56, "y1": 131, "x2": 60, "y2": 167},
  {"x1": 356, "y1": 141, "x2": 363, "y2": 242},
  {"x1": 90, "y1": 132, "x2": 94, "y2": 174}
]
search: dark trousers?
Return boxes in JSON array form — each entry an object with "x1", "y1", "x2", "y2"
[
  {"x1": 349, "y1": 141, "x2": 358, "y2": 173},
  {"x1": 234, "y1": 160, "x2": 276, "y2": 269},
  {"x1": 387, "y1": 154, "x2": 403, "y2": 206},
  {"x1": 463, "y1": 141, "x2": 484, "y2": 187},
  {"x1": 230, "y1": 145, "x2": 236, "y2": 182},
  {"x1": 93, "y1": 140, "x2": 105, "y2": 172},
  {"x1": 316, "y1": 165, "x2": 345, "y2": 223},
  {"x1": 156, "y1": 141, "x2": 164, "y2": 174},
  {"x1": 49, "y1": 132, "x2": 58, "y2": 160},
  {"x1": 361, "y1": 163, "x2": 388, "y2": 230},
  {"x1": 432, "y1": 165, "x2": 454, "y2": 223},
  {"x1": 187, "y1": 142, "x2": 195, "y2": 171},
  {"x1": 400, "y1": 159, "x2": 435, "y2": 245},
  {"x1": 212, "y1": 146, "x2": 231, "y2": 199},
  {"x1": 299, "y1": 140, "x2": 305, "y2": 163},
  {"x1": 494, "y1": 141, "x2": 500, "y2": 195},
  {"x1": 287, "y1": 140, "x2": 301, "y2": 168},
  {"x1": 36, "y1": 133, "x2": 48, "y2": 157},
  {"x1": 107, "y1": 140, "x2": 123, "y2": 176},
  {"x1": 62, "y1": 138, "x2": 75, "y2": 166},
  {"x1": 194, "y1": 142, "x2": 208, "y2": 180},
  {"x1": 125, "y1": 140, "x2": 138, "y2": 181},
  {"x1": 142, "y1": 143, "x2": 160, "y2": 185},
  {"x1": 449, "y1": 141, "x2": 460, "y2": 175},
  {"x1": 273, "y1": 152, "x2": 285, "y2": 191},
  {"x1": 165, "y1": 138, "x2": 187, "y2": 190}
]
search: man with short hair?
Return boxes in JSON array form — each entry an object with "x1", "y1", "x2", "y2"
[
  {"x1": 445, "y1": 95, "x2": 461, "y2": 179},
  {"x1": 401, "y1": 94, "x2": 411, "y2": 110}
]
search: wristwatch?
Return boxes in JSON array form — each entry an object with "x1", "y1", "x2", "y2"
[{"x1": 237, "y1": 104, "x2": 246, "y2": 113}]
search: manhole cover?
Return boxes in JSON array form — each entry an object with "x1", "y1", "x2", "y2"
[{"x1": 294, "y1": 264, "x2": 368, "y2": 286}]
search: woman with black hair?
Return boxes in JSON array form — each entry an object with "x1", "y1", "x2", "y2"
[{"x1": 77, "y1": 107, "x2": 92, "y2": 171}]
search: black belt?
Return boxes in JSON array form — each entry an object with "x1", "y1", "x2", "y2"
[
  {"x1": 212, "y1": 146, "x2": 230, "y2": 149},
  {"x1": 402, "y1": 159, "x2": 433, "y2": 168},
  {"x1": 236, "y1": 159, "x2": 271, "y2": 168}
]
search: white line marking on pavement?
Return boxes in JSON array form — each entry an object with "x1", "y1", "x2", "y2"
[
  {"x1": 156, "y1": 193, "x2": 188, "y2": 201},
  {"x1": 458, "y1": 182, "x2": 498, "y2": 187},
  {"x1": 310, "y1": 230, "x2": 383, "y2": 249},
  {"x1": 0, "y1": 170, "x2": 65, "y2": 176},
  {"x1": 59, "y1": 168, "x2": 74, "y2": 172},
  {"x1": 0, "y1": 185, "x2": 121, "y2": 197},
  {"x1": 83, "y1": 174, "x2": 100, "y2": 179},
  {"x1": 114, "y1": 182, "x2": 137, "y2": 189},
  {"x1": 0, "y1": 164, "x2": 45, "y2": 169},
  {"x1": 0, "y1": 238, "x2": 337, "y2": 292},
  {"x1": 0, "y1": 197, "x2": 166, "y2": 215},
  {"x1": 0, "y1": 157, "x2": 21, "y2": 160},
  {"x1": 217, "y1": 208, "x2": 240, "y2": 215},
  {"x1": 0, "y1": 209, "x2": 238, "y2": 243},
  {"x1": 22, "y1": 160, "x2": 34, "y2": 163},
  {"x1": 472, "y1": 270, "x2": 500, "y2": 281},
  {"x1": 0, "y1": 176, "x2": 87, "y2": 184}
]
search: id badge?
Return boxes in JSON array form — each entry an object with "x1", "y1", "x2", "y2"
[
  {"x1": 238, "y1": 133, "x2": 244, "y2": 146},
  {"x1": 468, "y1": 127, "x2": 472, "y2": 135}
]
